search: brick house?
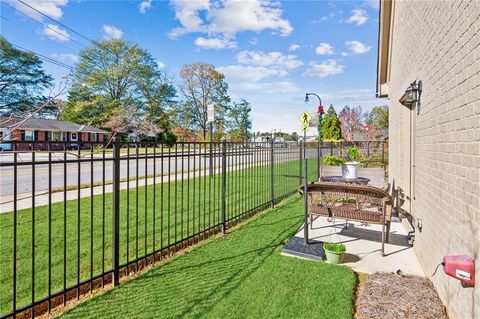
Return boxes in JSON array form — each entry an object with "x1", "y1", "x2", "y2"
[
  {"x1": 377, "y1": 1, "x2": 479, "y2": 318},
  {"x1": 0, "y1": 117, "x2": 107, "y2": 151}
]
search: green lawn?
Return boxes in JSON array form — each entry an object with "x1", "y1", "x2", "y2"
[
  {"x1": 0, "y1": 157, "x2": 319, "y2": 315},
  {"x1": 60, "y1": 197, "x2": 356, "y2": 319}
]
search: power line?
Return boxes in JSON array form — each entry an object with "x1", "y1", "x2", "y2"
[
  {"x1": 1, "y1": 16, "x2": 82, "y2": 53},
  {"x1": 2, "y1": 2, "x2": 88, "y2": 49},
  {"x1": 12, "y1": 43, "x2": 74, "y2": 70},
  {"x1": 16, "y1": 0, "x2": 94, "y2": 44}
]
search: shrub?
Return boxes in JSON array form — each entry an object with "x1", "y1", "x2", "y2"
[
  {"x1": 346, "y1": 147, "x2": 361, "y2": 162},
  {"x1": 323, "y1": 242, "x2": 346, "y2": 254},
  {"x1": 323, "y1": 155, "x2": 346, "y2": 166},
  {"x1": 162, "y1": 132, "x2": 177, "y2": 147}
]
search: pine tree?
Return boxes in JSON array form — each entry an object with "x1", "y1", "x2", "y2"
[
  {"x1": 321, "y1": 105, "x2": 342, "y2": 140},
  {"x1": 0, "y1": 36, "x2": 53, "y2": 116}
]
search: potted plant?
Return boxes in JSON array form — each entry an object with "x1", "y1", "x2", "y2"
[
  {"x1": 323, "y1": 242, "x2": 346, "y2": 264},
  {"x1": 342, "y1": 147, "x2": 361, "y2": 179}
]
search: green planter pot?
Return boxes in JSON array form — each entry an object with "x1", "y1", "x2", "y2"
[{"x1": 324, "y1": 248, "x2": 345, "y2": 264}]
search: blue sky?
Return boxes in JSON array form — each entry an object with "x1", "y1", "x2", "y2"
[{"x1": 1, "y1": 0, "x2": 381, "y2": 133}]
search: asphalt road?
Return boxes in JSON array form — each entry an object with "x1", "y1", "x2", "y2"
[{"x1": 0, "y1": 148, "x2": 320, "y2": 199}]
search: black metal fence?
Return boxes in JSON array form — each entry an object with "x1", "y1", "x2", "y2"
[
  {"x1": 0, "y1": 140, "x2": 322, "y2": 319},
  {"x1": 322, "y1": 140, "x2": 389, "y2": 169}
]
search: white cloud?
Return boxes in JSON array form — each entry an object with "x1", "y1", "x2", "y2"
[
  {"x1": 288, "y1": 44, "x2": 300, "y2": 51},
  {"x1": 341, "y1": 52, "x2": 348, "y2": 57},
  {"x1": 8, "y1": 0, "x2": 70, "y2": 42},
  {"x1": 233, "y1": 81, "x2": 298, "y2": 94},
  {"x1": 364, "y1": 0, "x2": 380, "y2": 9},
  {"x1": 139, "y1": 0, "x2": 152, "y2": 13},
  {"x1": 42, "y1": 24, "x2": 70, "y2": 42},
  {"x1": 345, "y1": 40, "x2": 371, "y2": 55},
  {"x1": 157, "y1": 61, "x2": 165, "y2": 69},
  {"x1": 249, "y1": 38, "x2": 258, "y2": 45},
  {"x1": 315, "y1": 43, "x2": 334, "y2": 55},
  {"x1": 52, "y1": 53, "x2": 78, "y2": 63},
  {"x1": 217, "y1": 65, "x2": 287, "y2": 82},
  {"x1": 303, "y1": 60, "x2": 344, "y2": 78},
  {"x1": 218, "y1": 49, "x2": 302, "y2": 95},
  {"x1": 169, "y1": 0, "x2": 210, "y2": 37},
  {"x1": 194, "y1": 36, "x2": 237, "y2": 49},
  {"x1": 208, "y1": 0, "x2": 292, "y2": 36},
  {"x1": 102, "y1": 25, "x2": 123, "y2": 39},
  {"x1": 311, "y1": 11, "x2": 336, "y2": 23},
  {"x1": 169, "y1": 0, "x2": 292, "y2": 39},
  {"x1": 218, "y1": 53, "x2": 299, "y2": 95},
  {"x1": 346, "y1": 9, "x2": 368, "y2": 25},
  {"x1": 8, "y1": 0, "x2": 68, "y2": 20},
  {"x1": 236, "y1": 50, "x2": 303, "y2": 70}
]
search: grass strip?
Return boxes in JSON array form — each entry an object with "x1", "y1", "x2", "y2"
[{"x1": 60, "y1": 197, "x2": 356, "y2": 319}]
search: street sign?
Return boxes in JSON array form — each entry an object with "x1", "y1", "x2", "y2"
[
  {"x1": 299, "y1": 111, "x2": 312, "y2": 131},
  {"x1": 207, "y1": 104, "x2": 215, "y2": 123}
]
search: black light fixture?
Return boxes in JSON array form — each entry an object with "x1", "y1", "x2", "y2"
[
  {"x1": 400, "y1": 80, "x2": 422, "y2": 109},
  {"x1": 304, "y1": 94, "x2": 309, "y2": 103}
]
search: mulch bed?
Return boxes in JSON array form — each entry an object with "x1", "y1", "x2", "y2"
[{"x1": 356, "y1": 272, "x2": 448, "y2": 319}]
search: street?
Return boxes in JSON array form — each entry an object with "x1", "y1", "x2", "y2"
[{"x1": 0, "y1": 147, "x2": 319, "y2": 211}]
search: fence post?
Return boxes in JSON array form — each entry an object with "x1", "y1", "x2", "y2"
[
  {"x1": 316, "y1": 139, "x2": 320, "y2": 181},
  {"x1": 299, "y1": 141, "x2": 303, "y2": 186},
  {"x1": 112, "y1": 138, "x2": 120, "y2": 286},
  {"x1": 221, "y1": 140, "x2": 227, "y2": 234},
  {"x1": 330, "y1": 141, "x2": 333, "y2": 156},
  {"x1": 270, "y1": 139, "x2": 275, "y2": 208},
  {"x1": 382, "y1": 140, "x2": 385, "y2": 169},
  {"x1": 303, "y1": 157, "x2": 308, "y2": 245},
  {"x1": 209, "y1": 122, "x2": 213, "y2": 178}
]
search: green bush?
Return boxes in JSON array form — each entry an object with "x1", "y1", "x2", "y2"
[
  {"x1": 323, "y1": 242, "x2": 346, "y2": 254},
  {"x1": 161, "y1": 132, "x2": 177, "y2": 147},
  {"x1": 346, "y1": 147, "x2": 361, "y2": 162},
  {"x1": 323, "y1": 155, "x2": 346, "y2": 166}
]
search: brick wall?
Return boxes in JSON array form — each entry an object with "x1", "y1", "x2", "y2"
[{"x1": 387, "y1": 1, "x2": 480, "y2": 318}]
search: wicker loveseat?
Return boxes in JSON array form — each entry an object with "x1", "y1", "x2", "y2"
[{"x1": 299, "y1": 182, "x2": 393, "y2": 256}]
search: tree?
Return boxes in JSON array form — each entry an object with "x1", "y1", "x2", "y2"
[
  {"x1": 291, "y1": 132, "x2": 299, "y2": 142},
  {"x1": 0, "y1": 36, "x2": 54, "y2": 116},
  {"x1": 103, "y1": 107, "x2": 161, "y2": 140},
  {"x1": 365, "y1": 105, "x2": 388, "y2": 130},
  {"x1": 137, "y1": 71, "x2": 176, "y2": 131},
  {"x1": 227, "y1": 99, "x2": 252, "y2": 142},
  {"x1": 63, "y1": 39, "x2": 174, "y2": 131},
  {"x1": 178, "y1": 63, "x2": 230, "y2": 139},
  {"x1": 338, "y1": 105, "x2": 363, "y2": 141},
  {"x1": 50, "y1": 99, "x2": 67, "y2": 119},
  {"x1": 321, "y1": 105, "x2": 342, "y2": 140}
]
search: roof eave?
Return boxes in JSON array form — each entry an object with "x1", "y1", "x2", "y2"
[{"x1": 376, "y1": 0, "x2": 393, "y2": 98}]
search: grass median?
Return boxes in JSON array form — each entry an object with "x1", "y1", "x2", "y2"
[{"x1": 0, "y1": 158, "x2": 318, "y2": 315}]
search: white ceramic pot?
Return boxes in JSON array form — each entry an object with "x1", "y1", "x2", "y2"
[{"x1": 342, "y1": 162, "x2": 359, "y2": 179}]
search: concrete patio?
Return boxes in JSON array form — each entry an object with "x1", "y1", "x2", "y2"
[{"x1": 282, "y1": 216, "x2": 424, "y2": 276}]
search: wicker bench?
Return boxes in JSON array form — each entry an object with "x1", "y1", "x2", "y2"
[{"x1": 299, "y1": 182, "x2": 393, "y2": 256}]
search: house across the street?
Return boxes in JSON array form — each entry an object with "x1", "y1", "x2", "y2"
[
  {"x1": 0, "y1": 117, "x2": 107, "y2": 151},
  {"x1": 352, "y1": 129, "x2": 388, "y2": 141}
]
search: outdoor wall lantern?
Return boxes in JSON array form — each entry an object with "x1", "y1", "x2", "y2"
[{"x1": 399, "y1": 80, "x2": 422, "y2": 112}]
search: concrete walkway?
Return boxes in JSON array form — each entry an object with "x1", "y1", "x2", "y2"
[{"x1": 282, "y1": 216, "x2": 424, "y2": 276}]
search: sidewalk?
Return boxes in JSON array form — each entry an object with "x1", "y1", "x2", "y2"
[{"x1": 0, "y1": 159, "x2": 273, "y2": 213}]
